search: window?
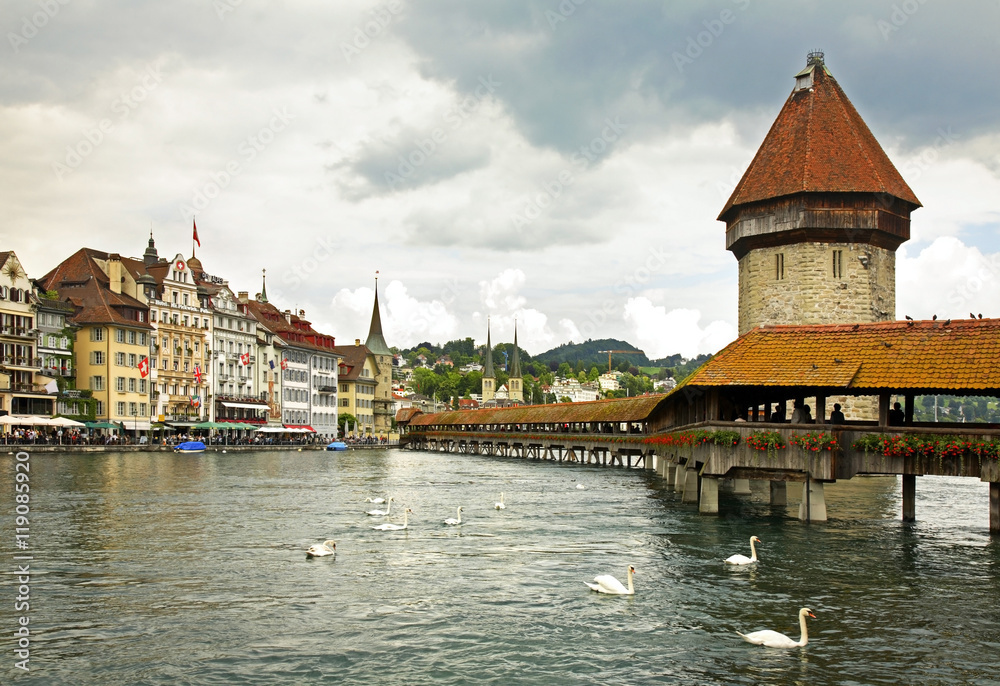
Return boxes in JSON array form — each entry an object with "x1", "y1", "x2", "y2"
[
  {"x1": 128, "y1": 401, "x2": 137, "y2": 416},
  {"x1": 775, "y1": 253, "x2": 785, "y2": 280},
  {"x1": 139, "y1": 332, "x2": 147, "y2": 346},
  {"x1": 116, "y1": 377, "x2": 125, "y2": 392},
  {"x1": 128, "y1": 353, "x2": 137, "y2": 367},
  {"x1": 127, "y1": 330, "x2": 136, "y2": 345},
  {"x1": 151, "y1": 312, "x2": 157, "y2": 323},
  {"x1": 183, "y1": 294, "x2": 189, "y2": 306},
  {"x1": 139, "y1": 379, "x2": 147, "y2": 393},
  {"x1": 91, "y1": 351, "x2": 105, "y2": 365},
  {"x1": 194, "y1": 342, "x2": 200, "y2": 352},
  {"x1": 115, "y1": 352, "x2": 126, "y2": 366},
  {"x1": 162, "y1": 358, "x2": 168, "y2": 370},
  {"x1": 96, "y1": 401, "x2": 104, "y2": 415},
  {"x1": 140, "y1": 403, "x2": 148, "y2": 416},
  {"x1": 128, "y1": 378, "x2": 136, "y2": 392},
  {"x1": 92, "y1": 376, "x2": 105, "y2": 391},
  {"x1": 117, "y1": 402, "x2": 126, "y2": 416},
  {"x1": 91, "y1": 327, "x2": 105, "y2": 342},
  {"x1": 832, "y1": 250, "x2": 843, "y2": 279},
  {"x1": 116, "y1": 328, "x2": 126, "y2": 343},
  {"x1": 47, "y1": 335, "x2": 56, "y2": 348}
]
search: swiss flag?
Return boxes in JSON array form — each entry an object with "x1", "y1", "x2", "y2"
[
  {"x1": 138, "y1": 357, "x2": 150, "y2": 378},
  {"x1": 280, "y1": 358, "x2": 288, "y2": 370},
  {"x1": 240, "y1": 352, "x2": 250, "y2": 366}
]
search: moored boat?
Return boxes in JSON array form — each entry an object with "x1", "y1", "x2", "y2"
[
  {"x1": 174, "y1": 441, "x2": 207, "y2": 453},
  {"x1": 325, "y1": 441, "x2": 348, "y2": 451}
]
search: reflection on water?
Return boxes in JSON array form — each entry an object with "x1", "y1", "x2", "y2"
[{"x1": 1, "y1": 450, "x2": 999, "y2": 685}]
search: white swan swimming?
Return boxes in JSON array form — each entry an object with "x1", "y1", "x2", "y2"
[
  {"x1": 444, "y1": 506, "x2": 463, "y2": 525},
  {"x1": 576, "y1": 483, "x2": 586, "y2": 490},
  {"x1": 738, "y1": 608, "x2": 815, "y2": 648},
  {"x1": 305, "y1": 540, "x2": 336, "y2": 558},
  {"x1": 585, "y1": 565, "x2": 635, "y2": 595},
  {"x1": 373, "y1": 508, "x2": 412, "y2": 531},
  {"x1": 366, "y1": 496, "x2": 394, "y2": 516},
  {"x1": 494, "y1": 493, "x2": 505, "y2": 510},
  {"x1": 365, "y1": 496, "x2": 386, "y2": 504},
  {"x1": 725, "y1": 536, "x2": 761, "y2": 565}
]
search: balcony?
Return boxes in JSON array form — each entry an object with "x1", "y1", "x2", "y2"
[
  {"x1": 1, "y1": 356, "x2": 42, "y2": 369},
  {"x1": 0, "y1": 326, "x2": 36, "y2": 339},
  {"x1": 317, "y1": 385, "x2": 337, "y2": 393}
]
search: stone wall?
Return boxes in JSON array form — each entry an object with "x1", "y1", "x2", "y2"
[{"x1": 738, "y1": 242, "x2": 895, "y2": 335}]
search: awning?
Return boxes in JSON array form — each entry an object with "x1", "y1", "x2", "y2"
[
  {"x1": 220, "y1": 402, "x2": 269, "y2": 410},
  {"x1": 122, "y1": 420, "x2": 152, "y2": 431},
  {"x1": 284, "y1": 424, "x2": 316, "y2": 433},
  {"x1": 256, "y1": 426, "x2": 288, "y2": 433}
]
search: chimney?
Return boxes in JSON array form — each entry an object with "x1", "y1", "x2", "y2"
[
  {"x1": 283, "y1": 309, "x2": 292, "y2": 323},
  {"x1": 355, "y1": 338, "x2": 360, "y2": 346},
  {"x1": 107, "y1": 254, "x2": 123, "y2": 294},
  {"x1": 299, "y1": 309, "x2": 305, "y2": 317},
  {"x1": 237, "y1": 291, "x2": 248, "y2": 302}
]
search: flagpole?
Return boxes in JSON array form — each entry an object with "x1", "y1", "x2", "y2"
[{"x1": 192, "y1": 215, "x2": 196, "y2": 258}]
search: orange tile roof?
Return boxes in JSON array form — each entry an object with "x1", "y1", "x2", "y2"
[
  {"x1": 409, "y1": 394, "x2": 670, "y2": 427},
  {"x1": 719, "y1": 60, "x2": 920, "y2": 221},
  {"x1": 683, "y1": 319, "x2": 1000, "y2": 392}
]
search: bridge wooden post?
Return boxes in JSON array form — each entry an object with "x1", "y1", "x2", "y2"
[
  {"x1": 769, "y1": 481, "x2": 787, "y2": 506},
  {"x1": 681, "y1": 467, "x2": 699, "y2": 503},
  {"x1": 902, "y1": 474, "x2": 916, "y2": 522},
  {"x1": 699, "y1": 476, "x2": 719, "y2": 514}
]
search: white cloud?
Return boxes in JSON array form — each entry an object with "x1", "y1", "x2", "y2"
[
  {"x1": 897, "y1": 237, "x2": 1000, "y2": 320},
  {"x1": 329, "y1": 279, "x2": 459, "y2": 349},
  {"x1": 623, "y1": 297, "x2": 736, "y2": 359}
]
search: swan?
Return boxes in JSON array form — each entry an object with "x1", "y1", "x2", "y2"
[
  {"x1": 366, "y1": 496, "x2": 394, "y2": 516},
  {"x1": 576, "y1": 483, "x2": 586, "y2": 490},
  {"x1": 305, "y1": 540, "x2": 336, "y2": 558},
  {"x1": 738, "y1": 608, "x2": 815, "y2": 648},
  {"x1": 494, "y1": 493, "x2": 506, "y2": 510},
  {"x1": 365, "y1": 496, "x2": 386, "y2": 504},
  {"x1": 444, "y1": 506, "x2": 463, "y2": 525},
  {"x1": 373, "y1": 508, "x2": 411, "y2": 531},
  {"x1": 585, "y1": 565, "x2": 636, "y2": 595},
  {"x1": 725, "y1": 536, "x2": 761, "y2": 565}
]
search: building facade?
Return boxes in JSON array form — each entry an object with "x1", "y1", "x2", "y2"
[
  {"x1": 0, "y1": 252, "x2": 52, "y2": 415},
  {"x1": 364, "y1": 283, "x2": 394, "y2": 436}
]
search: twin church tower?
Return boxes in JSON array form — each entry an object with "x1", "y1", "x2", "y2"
[
  {"x1": 722, "y1": 51, "x2": 920, "y2": 333},
  {"x1": 480, "y1": 320, "x2": 523, "y2": 405}
]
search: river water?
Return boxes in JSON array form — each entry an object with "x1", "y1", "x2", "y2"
[{"x1": 2, "y1": 448, "x2": 999, "y2": 685}]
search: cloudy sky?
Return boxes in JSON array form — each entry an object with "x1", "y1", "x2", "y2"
[{"x1": 4, "y1": 0, "x2": 1000, "y2": 359}]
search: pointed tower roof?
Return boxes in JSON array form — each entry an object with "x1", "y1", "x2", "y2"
[
  {"x1": 365, "y1": 275, "x2": 392, "y2": 355},
  {"x1": 258, "y1": 268, "x2": 269, "y2": 303},
  {"x1": 143, "y1": 230, "x2": 159, "y2": 266},
  {"x1": 482, "y1": 319, "x2": 495, "y2": 378},
  {"x1": 509, "y1": 320, "x2": 522, "y2": 378},
  {"x1": 719, "y1": 52, "x2": 920, "y2": 223}
]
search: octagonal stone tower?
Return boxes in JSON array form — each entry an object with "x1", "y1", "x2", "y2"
[{"x1": 720, "y1": 52, "x2": 921, "y2": 335}]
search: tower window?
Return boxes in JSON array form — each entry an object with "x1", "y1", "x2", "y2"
[
  {"x1": 832, "y1": 250, "x2": 843, "y2": 279},
  {"x1": 775, "y1": 253, "x2": 785, "y2": 280}
]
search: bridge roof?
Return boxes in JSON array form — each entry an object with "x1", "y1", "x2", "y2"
[
  {"x1": 681, "y1": 318, "x2": 1000, "y2": 393},
  {"x1": 408, "y1": 394, "x2": 669, "y2": 427}
]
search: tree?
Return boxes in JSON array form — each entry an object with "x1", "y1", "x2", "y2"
[
  {"x1": 557, "y1": 362, "x2": 573, "y2": 379},
  {"x1": 338, "y1": 412, "x2": 359, "y2": 436}
]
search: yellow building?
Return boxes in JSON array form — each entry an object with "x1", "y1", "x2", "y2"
[
  {"x1": 41, "y1": 249, "x2": 153, "y2": 429},
  {"x1": 332, "y1": 340, "x2": 379, "y2": 436}
]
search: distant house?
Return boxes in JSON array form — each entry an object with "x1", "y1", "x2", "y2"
[
  {"x1": 458, "y1": 398, "x2": 479, "y2": 410},
  {"x1": 460, "y1": 362, "x2": 484, "y2": 373}
]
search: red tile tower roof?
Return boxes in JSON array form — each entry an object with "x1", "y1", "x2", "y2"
[{"x1": 719, "y1": 54, "x2": 920, "y2": 223}]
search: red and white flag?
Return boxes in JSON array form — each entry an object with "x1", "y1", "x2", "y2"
[
  {"x1": 240, "y1": 352, "x2": 250, "y2": 366},
  {"x1": 280, "y1": 358, "x2": 288, "y2": 370},
  {"x1": 138, "y1": 357, "x2": 150, "y2": 378},
  {"x1": 193, "y1": 219, "x2": 201, "y2": 247},
  {"x1": 194, "y1": 364, "x2": 203, "y2": 384}
]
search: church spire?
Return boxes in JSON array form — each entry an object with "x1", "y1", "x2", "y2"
[
  {"x1": 365, "y1": 271, "x2": 392, "y2": 355},
  {"x1": 482, "y1": 318, "x2": 495, "y2": 378},
  {"x1": 259, "y1": 268, "x2": 269, "y2": 303},
  {"x1": 143, "y1": 229, "x2": 160, "y2": 266},
  {"x1": 510, "y1": 320, "x2": 522, "y2": 378}
]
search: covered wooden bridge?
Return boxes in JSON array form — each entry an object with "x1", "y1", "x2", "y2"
[
  {"x1": 402, "y1": 395, "x2": 668, "y2": 468},
  {"x1": 650, "y1": 318, "x2": 1000, "y2": 532}
]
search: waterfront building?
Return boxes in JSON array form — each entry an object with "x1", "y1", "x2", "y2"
[
  {"x1": 720, "y1": 51, "x2": 920, "y2": 335},
  {"x1": 364, "y1": 281, "x2": 395, "y2": 437},
  {"x1": 126, "y1": 244, "x2": 212, "y2": 424},
  {"x1": 245, "y1": 297, "x2": 341, "y2": 439},
  {"x1": 207, "y1": 283, "x2": 267, "y2": 424},
  {"x1": 0, "y1": 251, "x2": 53, "y2": 416},
  {"x1": 41, "y1": 249, "x2": 153, "y2": 429},
  {"x1": 34, "y1": 294, "x2": 87, "y2": 419},
  {"x1": 237, "y1": 278, "x2": 284, "y2": 426},
  {"x1": 331, "y1": 341, "x2": 379, "y2": 436}
]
